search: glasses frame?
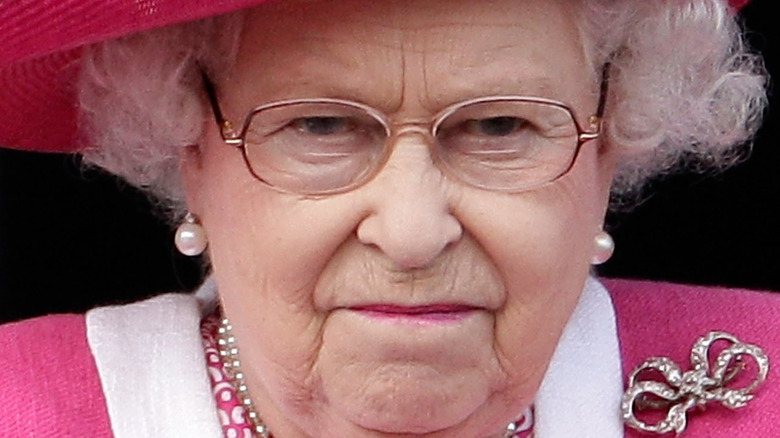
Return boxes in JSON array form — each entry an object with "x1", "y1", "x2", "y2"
[{"x1": 201, "y1": 65, "x2": 609, "y2": 195}]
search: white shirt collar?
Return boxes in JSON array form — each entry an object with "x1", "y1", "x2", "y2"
[{"x1": 534, "y1": 276, "x2": 624, "y2": 438}]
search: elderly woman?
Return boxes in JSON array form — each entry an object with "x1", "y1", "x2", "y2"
[{"x1": 0, "y1": 0, "x2": 777, "y2": 437}]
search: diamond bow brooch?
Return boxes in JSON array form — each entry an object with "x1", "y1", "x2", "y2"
[{"x1": 622, "y1": 331, "x2": 769, "y2": 435}]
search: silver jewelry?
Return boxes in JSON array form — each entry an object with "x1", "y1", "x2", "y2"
[
  {"x1": 217, "y1": 318, "x2": 272, "y2": 438},
  {"x1": 622, "y1": 331, "x2": 769, "y2": 435},
  {"x1": 591, "y1": 230, "x2": 615, "y2": 265},
  {"x1": 174, "y1": 212, "x2": 208, "y2": 256},
  {"x1": 504, "y1": 413, "x2": 532, "y2": 437},
  {"x1": 217, "y1": 317, "x2": 527, "y2": 438}
]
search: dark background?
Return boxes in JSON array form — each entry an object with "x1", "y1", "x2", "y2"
[{"x1": 0, "y1": 1, "x2": 777, "y2": 323}]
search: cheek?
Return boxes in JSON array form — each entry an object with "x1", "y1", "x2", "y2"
[
  {"x1": 462, "y1": 149, "x2": 606, "y2": 392},
  {"x1": 191, "y1": 140, "x2": 366, "y2": 385},
  {"x1": 469, "y1": 154, "x2": 602, "y2": 295},
  {"x1": 195, "y1": 135, "x2": 361, "y2": 301}
]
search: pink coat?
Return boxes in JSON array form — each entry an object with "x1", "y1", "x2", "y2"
[
  {"x1": 605, "y1": 279, "x2": 780, "y2": 437},
  {"x1": 2, "y1": 278, "x2": 779, "y2": 437}
]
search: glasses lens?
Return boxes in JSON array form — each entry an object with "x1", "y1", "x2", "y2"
[
  {"x1": 434, "y1": 99, "x2": 580, "y2": 191},
  {"x1": 242, "y1": 102, "x2": 388, "y2": 194}
]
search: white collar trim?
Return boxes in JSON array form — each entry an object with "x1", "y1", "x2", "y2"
[
  {"x1": 533, "y1": 276, "x2": 624, "y2": 437},
  {"x1": 86, "y1": 292, "x2": 223, "y2": 438}
]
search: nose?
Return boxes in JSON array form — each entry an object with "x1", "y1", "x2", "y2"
[{"x1": 356, "y1": 134, "x2": 463, "y2": 269}]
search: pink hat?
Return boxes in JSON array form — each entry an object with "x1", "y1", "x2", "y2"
[{"x1": 0, "y1": 0, "x2": 752, "y2": 154}]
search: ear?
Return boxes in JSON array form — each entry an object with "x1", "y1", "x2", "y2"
[{"x1": 179, "y1": 143, "x2": 205, "y2": 215}]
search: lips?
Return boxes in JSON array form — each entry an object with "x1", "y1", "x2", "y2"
[{"x1": 346, "y1": 304, "x2": 481, "y2": 322}]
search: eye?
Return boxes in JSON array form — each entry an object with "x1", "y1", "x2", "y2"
[
  {"x1": 464, "y1": 117, "x2": 528, "y2": 137},
  {"x1": 291, "y1": 117, "x2": 353, "y2": 135}
]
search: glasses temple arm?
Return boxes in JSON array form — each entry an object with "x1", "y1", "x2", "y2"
[
  {"x1": 200, "y1": 70, "x2": 233, "y2": 136},
  {"x1": 596, "y1": 62, "x2": 611, "y2": 118},
  {"x1": 577, "y1": 62, "x2": 611, "y2": 142}
]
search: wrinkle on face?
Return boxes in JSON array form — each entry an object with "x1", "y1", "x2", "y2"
[
  {"x1": 231, "y1": 0, "x2": 594, "y2": 116},
  {"x1": 314, "y1": 232, "x2": 505, "y2": 311}
]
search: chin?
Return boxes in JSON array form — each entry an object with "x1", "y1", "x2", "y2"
[{"x1": 323, "y1": 366, "x2": 496, "y2": 435}]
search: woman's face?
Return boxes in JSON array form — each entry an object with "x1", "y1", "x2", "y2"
[{"x1": 183, "y1": 0, "x2": 615, "y2": 436}]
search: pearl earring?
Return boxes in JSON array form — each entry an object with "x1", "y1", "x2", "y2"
[
  {"x1": 591, "y1": 230, "x2": 615, "y2": 265},
  {"x1": 174, "y1": 213, "x2": 208, "y2": 256}
]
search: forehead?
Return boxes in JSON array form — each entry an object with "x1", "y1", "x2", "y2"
[{"x1": 229, "y1": 0, "x2": 593, "y2": 110}]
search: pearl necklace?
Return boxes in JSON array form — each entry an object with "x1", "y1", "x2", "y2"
[
  {"x1": 217, "y1": 318, "x2": 524, "y2": 438},
  {"x1": 218, "y1": 318, "x2": 273, "y2": 437}
]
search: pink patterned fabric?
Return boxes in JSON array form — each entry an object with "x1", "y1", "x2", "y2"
[
  {"x1": 605, "y1": 278, "x2": 780, "y2": 437},
  {"x1": 0, "y1": 0, "x2": 752, "y2": 154},
  {"x1": 202, "y1": 315, "x2": 256, "y2": 438},
  {"x1": 0, "y1": 313, "x2": 113, "y2": 437},
  {"x1": 513, "y1": 411, "x2": 534, "y2": 437},
  {"x1": 199, "y1": 314, "x2": 533, "y2": 437}
]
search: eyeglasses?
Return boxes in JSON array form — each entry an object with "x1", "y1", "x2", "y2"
[{"x1": 202, "y1": 73, "x2": 607, "y2": 196}]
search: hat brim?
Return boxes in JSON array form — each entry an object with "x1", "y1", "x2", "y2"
[
  {"x1": 0, "y1": 0, "x2": 277, "y2": 153},
  {"x1": 0, "y1": 0, "x2": 752, "y2": 153}
]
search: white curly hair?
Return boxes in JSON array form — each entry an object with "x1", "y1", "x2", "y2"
[{"x1": 77, "y1": 0, "x2": 767, "y2": 219}]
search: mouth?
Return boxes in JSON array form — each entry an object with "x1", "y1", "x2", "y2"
[{"x1": 346, "y1": 304, "x2": 482, "y2": 323}]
